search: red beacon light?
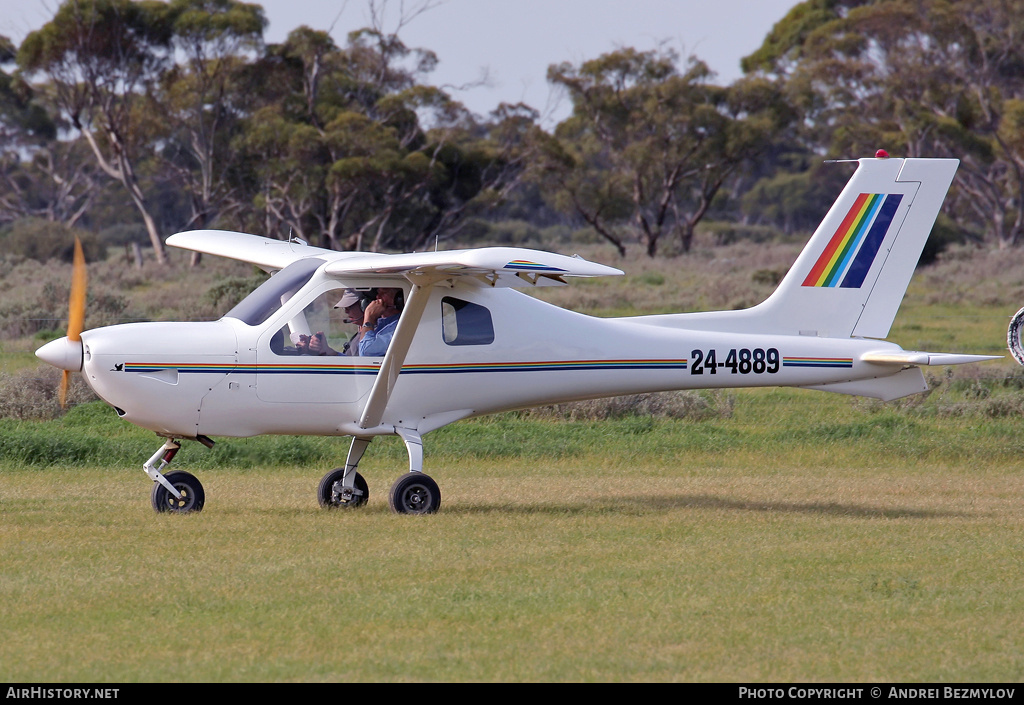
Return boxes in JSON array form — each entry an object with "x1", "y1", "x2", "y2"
[{"x1": 875, "y1": 149, "x2": 890, "y2": 158}]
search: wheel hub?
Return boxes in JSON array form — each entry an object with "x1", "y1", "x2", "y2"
[
  {"x1": 331, "y1": 481, "x2": 363, "y2": 505},
  {"x1": 402, "y1": 485, "x2": 428, "y2": 509},
  {"x1": 168, "y1": 485, "x2": 193, "y2": 510}
]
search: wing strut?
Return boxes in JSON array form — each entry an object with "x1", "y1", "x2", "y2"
[{"x1": 358, "y1": 272, "x2": 446, "y2": 429}]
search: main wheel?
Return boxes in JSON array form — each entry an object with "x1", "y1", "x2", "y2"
[
  {"x1": 151, "y1": 471, "x2": 205, "y2": 513},
  {"x1": 318, "y1": 468, "x2": 369, "y2": 509},
  {"x1": 388, "y1": 472, "x2": 441, "y2": 515}
]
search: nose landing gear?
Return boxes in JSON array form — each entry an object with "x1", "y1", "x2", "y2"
[{"x1": 143, "y1": 437, "x2": 210, "y2": 514}]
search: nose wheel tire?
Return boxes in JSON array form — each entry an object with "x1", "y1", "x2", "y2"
[
  {"x1": 318, "y1": 469, "x2": 369, "y2": 509},
  {"x1": 388, "y1": 472, "x2": 441, "y2": 514},
  {"x1": 151, "y1": 471, "x2": 205, "y2": 513}
]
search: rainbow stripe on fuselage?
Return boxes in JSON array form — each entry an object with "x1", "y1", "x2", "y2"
[{"x1": 802, "y1": 193, "x2": 904, "y2": 288}]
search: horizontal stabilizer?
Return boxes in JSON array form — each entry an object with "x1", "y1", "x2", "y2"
[{"x1": 862, "y1": 351, "x2": 1002, "y2": 366}]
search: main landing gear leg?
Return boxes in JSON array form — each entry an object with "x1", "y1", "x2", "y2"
[
  {"x1": 389, "y1": 428, "x2": 441, "y2": 515},
  {"x1": 318, "y1": 437, "x2": 371, "y2": 509},
  {"x1": 144, "y1": 438, "x2": 206, "y2": 513}
]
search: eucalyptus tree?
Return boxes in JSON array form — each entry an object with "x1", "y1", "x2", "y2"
[
  {"x1": 237, "y1": 22, "x2": 535, "y2": 252},
  {"x1": 0, "y1": 35, "x2": 68, "y2": 226},
  {"x1": 0, "y1": 140, "x2": 107, "y2": 229},
  {"x1": 0, "y1": 36, "x2": 54, "y2": 152},
  {"x1": 234, "y1": 25, "x2": 436, "y2": 249},
  {"x1": 17, "y1": 0, "x2": 176, "y2": 262},
  {"x1": 743, "y1": 0, "x2": 1024, "y2": 248},
  {"x1": 543, "y1": 48, "x2": 789, "y2": 257},
  {"x1": 156, "y1": 0, "x2": 267, "y2": 235}
]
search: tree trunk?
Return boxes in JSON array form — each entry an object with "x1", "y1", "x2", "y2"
[{"x1": 130, "y1": 242, "x2": 144, "y2": 269}]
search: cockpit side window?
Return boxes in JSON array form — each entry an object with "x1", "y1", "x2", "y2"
[
  {"x1": 269, "y1": 286, "x2": 362, "y2": 357},
  {"x1": 224, "y1": 258, "x2": 324, "y2": 326},
  {"x1": 441, "y1": 297, "x2": 494, "y2": 346}
]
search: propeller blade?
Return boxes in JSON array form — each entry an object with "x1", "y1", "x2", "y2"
[
  {"x1": 59, "y1": 370, "x2": 70, "y2": 409},
  {"x1": 67, "y1": 236, "x2": 87, "y2": 342},
  {"x1": 60, "y1": 236, "x2": 87, "y2": 409}
]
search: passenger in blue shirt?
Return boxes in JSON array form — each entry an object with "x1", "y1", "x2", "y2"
[{"x1": 358, "y1": 287, "x2": 403, "y2": 356}]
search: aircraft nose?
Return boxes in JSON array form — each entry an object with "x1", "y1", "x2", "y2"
[{"x1": 36, "y1": 336, "x2": 84, "y2": 372}]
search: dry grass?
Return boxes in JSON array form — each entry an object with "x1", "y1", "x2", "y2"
[
  {"x1": 0, "y1": 248, "x2": 257, "y2": 339},
  {"x1": 519, "y1": 390, "x2": 734, "y2": 421},
  {"x1": 0, "y1": 366, "x2": 97, "y2": 420},
  {"x1": 2, "y1": 237, "x2": 1019, "y2": 336},
  {"x1": 918, "y1": 245, "x2": 1024, "y2": 307},
  {"x1": 3, "y1": 409, "x2": 1023, "y2": 681}
]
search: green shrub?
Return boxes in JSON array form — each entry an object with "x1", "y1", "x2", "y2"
[
  {"x1": 698, "y1": 220, "x2": 781, "y2": 246},
  {"x1": 518, "y1": 390, "x2": 733, "y2": 421},
  {"x1": 0, "y1": 218, "x2": 104, "y2": 263},
  {"x1": 203, "y1": 273, "x2": 270, "y2": 314}
]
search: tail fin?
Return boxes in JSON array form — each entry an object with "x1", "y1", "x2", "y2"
[{"x1": 751, "y1": 156, "x2": 958, "y2": 339}]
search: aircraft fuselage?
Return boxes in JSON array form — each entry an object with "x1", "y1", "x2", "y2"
[{"x1": 78, "y1": 278, "x2": 910, "y2": 440}]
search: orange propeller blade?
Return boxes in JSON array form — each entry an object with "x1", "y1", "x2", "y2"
[
  {"x1": 67, "y1": 236, "x2": 87, "y2": 342},
  {"x1": 59, "y1": 370, "x2": 70, "y2": 409},
  {"x1": 61, "y1": 236, "x2": 87, "y2": 409}
]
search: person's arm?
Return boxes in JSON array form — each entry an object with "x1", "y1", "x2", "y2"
[{"x1": 358, "y1": 324, "x2": 386, "y2": 356}]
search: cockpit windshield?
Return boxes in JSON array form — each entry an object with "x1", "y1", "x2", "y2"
[{"x1": 224, "y1": 258, "x2": 325, "y2": 326}]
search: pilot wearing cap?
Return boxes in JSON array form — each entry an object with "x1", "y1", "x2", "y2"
[{"x1": 335, "y1": 289, "x2": 367, "y2": 356}]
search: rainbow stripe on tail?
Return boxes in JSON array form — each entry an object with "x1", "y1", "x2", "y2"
[{"x1": 801, "y1": 193, "x2": 904, "y2": 289}]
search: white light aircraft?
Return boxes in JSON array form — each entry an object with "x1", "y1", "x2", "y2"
[{"x1": 36, "y1": 154, "x2": 1000, "y2": 514}]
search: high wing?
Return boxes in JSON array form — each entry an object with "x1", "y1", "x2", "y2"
[
  {"x1": 325, "y1": 249, "x2": 621, "y2": 428},
  {"x1": 166, "y1": 230, "x2": 340, "y2": 272},
  {"x1": 323, "y1": 247, "x2": 623, "y2": 286},
  {"x1": 166, "y1": 230, "x2": 624, "y2": 430},
  {"x1": 166, "y1": 230, "x2": 623, "y2": 284}
]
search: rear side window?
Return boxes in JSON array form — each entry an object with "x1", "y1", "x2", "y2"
[{"x1": 441, "y1": 297, "x2": 494, "y2": 346}]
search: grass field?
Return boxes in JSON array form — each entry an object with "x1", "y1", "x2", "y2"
[
  {"x1": 2, "y1": 242, "x2": 1023, "y2": 682},
  {"x1": 2, "y1": 380, "x2": 1023, "y2": 682}
]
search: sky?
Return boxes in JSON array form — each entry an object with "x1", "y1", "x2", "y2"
[{"x1": 1, "y1": 0, "x2": 799, "y2": 126}]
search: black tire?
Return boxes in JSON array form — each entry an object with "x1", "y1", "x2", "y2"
[
  {"x1": 388, "y1": 472, "x2": 441, "y2": 515},
  {"x1": 318, "y1": 468, "x2": 369, "y2": 509},
  {"x1": 1008, "y1": 305, "x2": 1024, "y2": 366},
  {"x1": 151, "y1": 471, "x2": 205, "y2": 513}
]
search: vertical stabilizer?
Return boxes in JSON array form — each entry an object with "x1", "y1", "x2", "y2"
[{"x1": 750, "y1": 157, "x2": 958, "y2": 339}]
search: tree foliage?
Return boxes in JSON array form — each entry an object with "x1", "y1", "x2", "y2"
[
  {"x1": 5, "y1": 0, "x2": 1024, "y2": 261},
  {"x1": 540, "y1": 48, "x2": 792, "y2": 255},
  {"x1": 18, "y1": 0, "x2": 175, "y2": 261},
  {"x1": 743, "y1": 0, "x2": 1024, "y2": 248},
  {"x1": 6, "y1": 0, "x2": 538, "y2": 260}
]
